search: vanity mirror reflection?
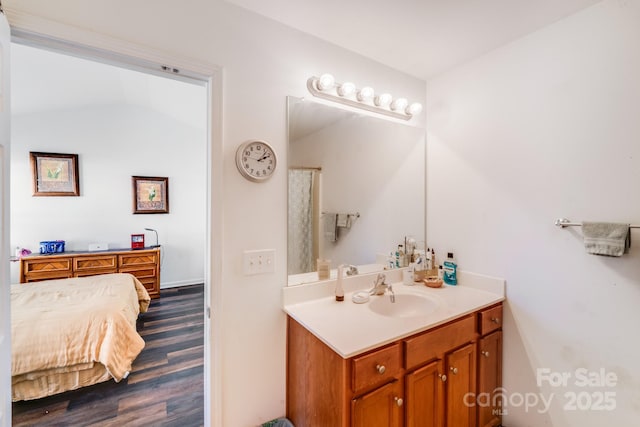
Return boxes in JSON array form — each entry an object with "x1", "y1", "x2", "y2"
[{"x1": 287, "y1": 96, "x2": 425, "y2": 286}]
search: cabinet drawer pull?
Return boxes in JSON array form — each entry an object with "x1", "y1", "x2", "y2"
[
  {"x1": 450, "y1": 367, "x2": 458, "y2": 375},
  {"x1": 438, "y1": 373, "x2": 447, "y2": 382},
  {"x1": 481, "y1": 350, "x2": 490, "y2": 357},
  {"x1": 394, "y1": 397, "x2": 403, "y2": 407},
  {"x1": 376, "y1": 364, "x2": 386, "y2": 374},
  {"x1": 491, "y1": 317, "x2": 501, "y2": 324}
]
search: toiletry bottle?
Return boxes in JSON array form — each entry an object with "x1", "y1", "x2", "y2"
[
  {"x1": 395, "y1": 245, "x2": 403, "y2": 268},
  {"x1": 431, "y1": 248, "x2": 436, "y2": 270},
  {"x1": 387, "y1": 252, "x2": 395, "y2": 269},
  {"x1": 336, "y1": 264, "x2": 345, "y2": 301},
  {"x1": 426, "y1": 247, "x2": 432, "y2": 270},
  {"x1": 443, "y1": 252, "x2": 457, "y2": 285},
  {"x1": 438, "y1": 265, "x2": 444, "y2": 280}
]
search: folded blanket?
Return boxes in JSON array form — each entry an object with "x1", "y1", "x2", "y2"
[{"x1": 582, "y1": 221, "x2": 631, "y2": 256}]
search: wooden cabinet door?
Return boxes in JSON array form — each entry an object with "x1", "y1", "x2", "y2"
[
  {"x1": 446, "y1": 343, "x2": 477, "y2": 427},
  {"x1": 478, "y1": 331, "x2": 502, "y2": 427},
  {"x1": 405, "y1": 360, "x2": 444, "y2": 427},
  {"x1": 351, "y1": 380, "x2": 403, "y2": 427}
]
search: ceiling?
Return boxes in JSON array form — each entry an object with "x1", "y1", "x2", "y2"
[
  {"x1": 225, "y1": 0, "x2": 601, "y2": 80},
  {"x1": 11, "y1": 43, "x2": 207, "y2": 128}
]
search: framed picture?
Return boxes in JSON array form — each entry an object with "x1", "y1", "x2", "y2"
[
  {"x1": 30, "y1": 152, "x2": 80, "y2": 196},
  {"x1": 132, "y1": 176, "x2": 169, "y2": 214}
]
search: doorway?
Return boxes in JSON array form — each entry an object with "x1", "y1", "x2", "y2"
[{"x1": 6, "y1": 28, "x2": 221, "y2": 426}]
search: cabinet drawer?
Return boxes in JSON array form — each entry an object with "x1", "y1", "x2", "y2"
[
  {"x1": 119, "y1": 252, "x2": 158, "y2": 268},
  {"x1": 352, "y1": 343, "x2": 402, "y2": 393},
  {"x1": 74, "y1": 255, "x2": 117, "y2": 272},
  {"x1": 404, "y1": 315, "x2": 476, "y2": 370},
  {"x1": 478, "y1": 304, "x2": 503, "y2": 336},
  {"x1": 23, "y1": 257, "x2": 72, "y2": 274},
  {"x1": 121, "y1": 267, "x2": 157, "y2": 280}
]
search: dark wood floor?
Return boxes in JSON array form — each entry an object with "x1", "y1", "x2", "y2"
[{"x1": 12, "y1": 284, "x2": 205, "y2": 427}]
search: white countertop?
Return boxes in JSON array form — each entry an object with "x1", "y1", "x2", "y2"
[{"x1": 282, "y1": 270, "x2": 505, "y2": 358}]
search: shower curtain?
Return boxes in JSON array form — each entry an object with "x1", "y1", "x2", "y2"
[{"x1": 288, "y1": 169, "x2": 317, "y2": 275}]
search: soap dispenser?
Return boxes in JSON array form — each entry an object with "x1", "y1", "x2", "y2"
[{"x1": 336, "y1": 264, "x2": 345, "y2": 301}]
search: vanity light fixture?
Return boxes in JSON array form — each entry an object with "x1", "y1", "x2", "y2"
[
  {"x1": 307, "y1": 74, "x2": 422, "y2": 121},
  {"x1": 356, "y1": 86, "x2": 374, "y2": 102},
  {"x1": 374, "y1": 93, "x2": 393, "y2": 108},
  {"x1": 337, "y1": 81, "x2": 356, "y2": 97}
]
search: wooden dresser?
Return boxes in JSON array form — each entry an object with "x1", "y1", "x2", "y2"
[{"x1": 19, "y1": 247, "x2": 161, "y2": 298}]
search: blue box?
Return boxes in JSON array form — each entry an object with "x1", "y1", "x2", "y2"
[{"x1": 39, "y1": 240, "x2": 65, "y2": 254}]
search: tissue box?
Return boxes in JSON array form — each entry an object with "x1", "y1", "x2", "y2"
[{"x1": 39, "y1": 240, "x2": 65, "y2": 254}]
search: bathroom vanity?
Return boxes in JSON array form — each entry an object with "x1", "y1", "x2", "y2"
[{"x1": 283, "y1": 271, "x2": 504, "y2": 427}]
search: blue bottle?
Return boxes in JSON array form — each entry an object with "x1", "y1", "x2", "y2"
[{"x1": 443, "y1": 252, "x2": 457, "y2": 285}]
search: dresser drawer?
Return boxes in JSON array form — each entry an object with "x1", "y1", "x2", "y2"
[
  {"x1": 120, "y1": 266, "x2": 157, "y2": 280},
  {"x1": 404, "y1": 315, "x2": 476, "y2": 370},
  {"x1": 74, "y1": 255, "x2": 117, "y2": 273},
  {"x1": 352, "y1": 343, "x2": 402, "y2": 393},
  {"x1": 479, "y1": 304, "x2": 503, "y2": 336},
  {"x1": 119, "y1": 252, "x2": 159, "y2": 268},
  {"x1": 21, "y1": 257, "x2": 73, "y2": 282}
]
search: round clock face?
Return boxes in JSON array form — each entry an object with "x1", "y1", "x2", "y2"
[{"x1": 236, "y1": 140, "x2": 277, "y2": 182}]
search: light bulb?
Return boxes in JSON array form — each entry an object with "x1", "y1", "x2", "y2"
[
  {"x1": 374, "y1": 93, "x2": 392, "y2": 107},
  {"x1": 357, "y1": 86, "x2": 374, "y2": 102},
  {"x1": 337, "y1": 82, "x2": 356, "y2": 97},
  {"x1": 317, "y1": 73, "x2": 335, "y2": 91},
  {"x1": 406, "y1": 102, "x2": 423, "y2": 116},
  {"x1": 390, "y1": 97, "x2": 408, "y2": 112}
]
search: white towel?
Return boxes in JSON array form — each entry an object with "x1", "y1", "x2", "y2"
[
  {"x1": 336, "y1": 213, "x2": 350, "y2": 228},
  {"x1": 582, "y1": 221, "x2": 631, "y2": 257},
  {"x1": 324, "y1": 213, "x2": 338, "y2": 242}
]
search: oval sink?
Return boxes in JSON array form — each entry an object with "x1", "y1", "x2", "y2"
[{"x1": 368, "y1": 292, "x2": 440, "y2": 318}]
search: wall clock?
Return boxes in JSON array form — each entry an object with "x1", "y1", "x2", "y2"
[{"x1": 235, "y1": 140, "x2": 277, "y2": 182}]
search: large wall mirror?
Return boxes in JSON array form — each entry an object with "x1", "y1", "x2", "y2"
[{"x1": 287, "y1": 96, "x2": 426, "y2": 286}]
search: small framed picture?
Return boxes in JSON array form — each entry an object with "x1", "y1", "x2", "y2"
[
  {"x1": 30, "y1": 152, "x2": 80, "y2": 196},
  {"x1": 132, "y1": 176, "x2": 169, "y2": 214}
]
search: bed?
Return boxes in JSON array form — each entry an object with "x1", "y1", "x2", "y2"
[{"x1": 11, "y1": 273, "x2": 151, "y2": 401}]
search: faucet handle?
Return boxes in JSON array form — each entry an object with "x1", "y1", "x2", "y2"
[
  {"x1": 346, "y1": 265, "x2": 359, "y2": 276},
  {"x1": 374, "y1": 273, "x2": 386, "y2": 286}
]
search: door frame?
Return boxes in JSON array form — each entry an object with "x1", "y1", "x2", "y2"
[{"x1": 4, "y1": 9, "x2": 224, "y2": 427}]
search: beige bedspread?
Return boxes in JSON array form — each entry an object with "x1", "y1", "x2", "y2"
[{"x1": 11, "y1": 273, "x2": 150, "y2": 400}]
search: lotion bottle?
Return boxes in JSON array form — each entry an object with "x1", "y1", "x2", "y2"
[{"x1": 336, "y1": 264, "x2": 345, "y2": 301}]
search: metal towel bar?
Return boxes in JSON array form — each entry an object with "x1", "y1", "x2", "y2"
[{"x1": 555, "y1": 218, "x2": 640, "y2": 229}]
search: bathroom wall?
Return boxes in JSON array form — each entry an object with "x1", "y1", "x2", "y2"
[
  {"x1": 426, "y1": 1, "x2": 640, "y2": 425},
  {"x1": 4, "y1": 1, "x2": 426, "y2": 425}
]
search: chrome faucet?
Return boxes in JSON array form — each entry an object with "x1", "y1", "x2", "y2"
[
  {"x1": 346, "y1": 265, "x2": 359, "y2": 276},
  {"x1": 370, "y1": 273, "x2": 395, "y2": 303}
]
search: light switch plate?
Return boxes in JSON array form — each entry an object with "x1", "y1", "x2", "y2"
[{"x1": 243, "y1": 249, "x2": 276, "y2": 275}]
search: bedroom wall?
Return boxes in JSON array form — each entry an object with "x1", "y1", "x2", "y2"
[
  {"x1": 9, "y1": 103, "x2": 207, "y2": 287},
  {"x1": 4, "y1": 1, "x2": 427, "y2": 426},
  {"x1": 426, "y1": 1, "x2": 640, "y2": 425}
]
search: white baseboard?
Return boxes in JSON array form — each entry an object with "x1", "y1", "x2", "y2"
[{"x1": 160, "y1": 278, "x2": 205, "y2": 289}]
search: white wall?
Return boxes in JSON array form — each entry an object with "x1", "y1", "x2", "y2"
[
  {"x1": 10, "y1": 103, "x2": 207, "y2": 287},
  {"x1": 426, "y1": 1, "x2": 640, "y2": 425},
  {"x1": 4, "y1": 1, "x2": 427, "y2": 425}
]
